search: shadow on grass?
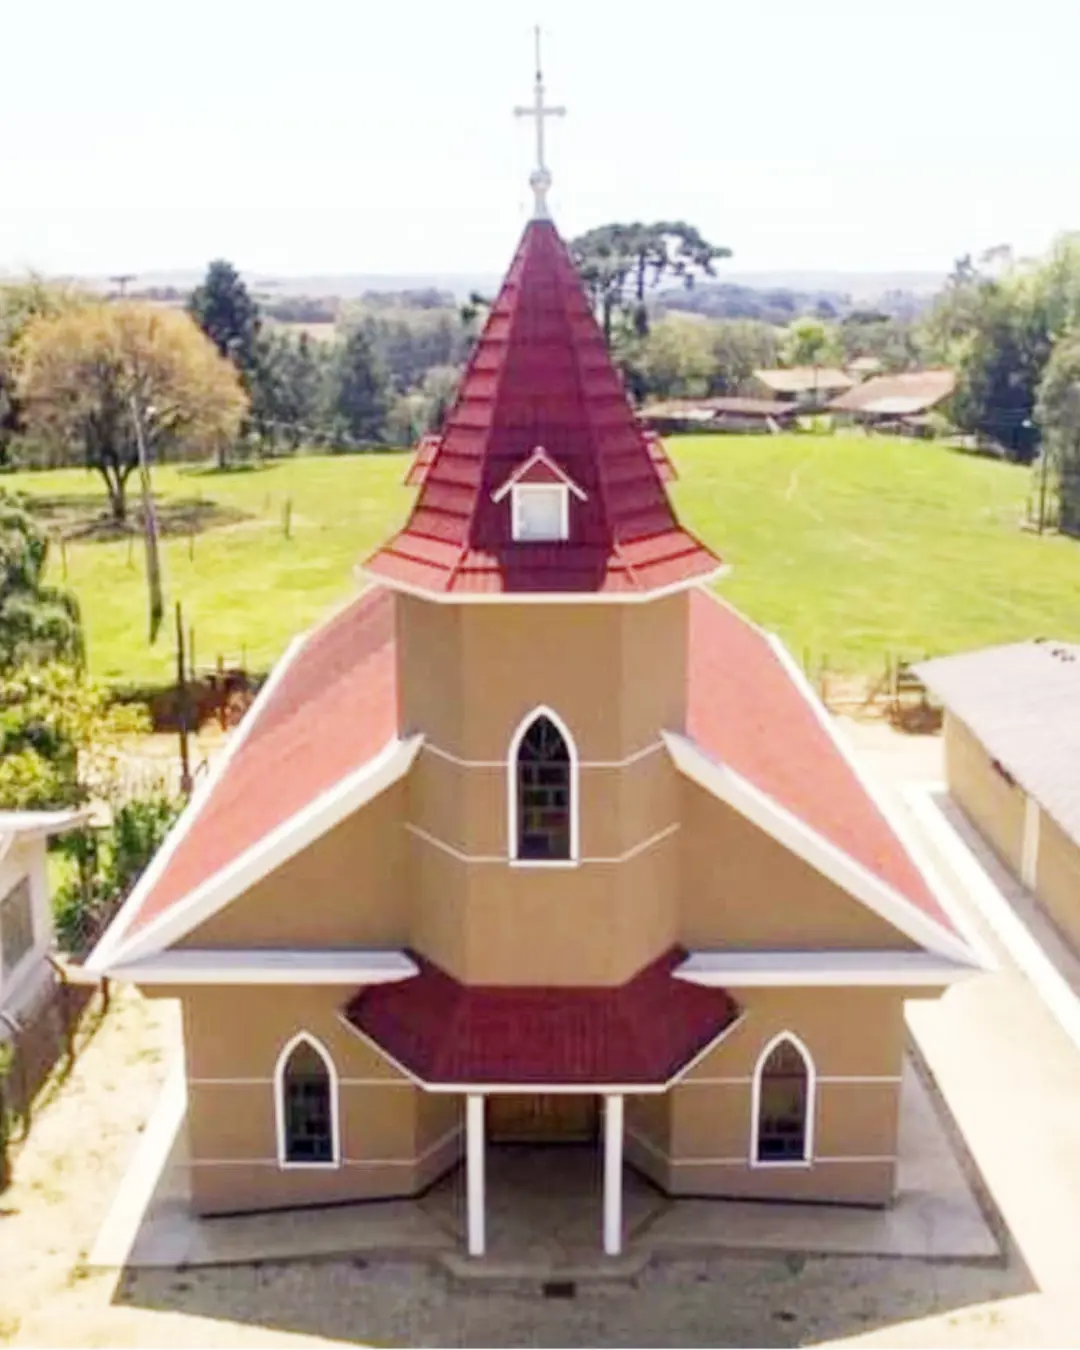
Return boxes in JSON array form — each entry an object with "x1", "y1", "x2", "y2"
[{"x1": 27, "y1": 494, "x2": 253, "y2": 542}]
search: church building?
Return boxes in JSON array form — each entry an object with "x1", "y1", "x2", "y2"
[{"x1": 87, "y1": 61, "x2": 983, "y2": 1259}]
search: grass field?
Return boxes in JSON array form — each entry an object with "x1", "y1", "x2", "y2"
[{"x1": 3, "y1": 434, "x2": 1079, "y2": 689}]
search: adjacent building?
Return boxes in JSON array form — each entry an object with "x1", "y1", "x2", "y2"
[{"x1": 916, "y1": 642, "x2": 1080, "y2": 950}]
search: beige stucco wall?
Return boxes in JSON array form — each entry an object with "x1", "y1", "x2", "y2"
[
  {"x1": 180, "y1": 784, "x2": 409, "y2": 949},
  {"x1": 944, "y1": 714, "x2": 1026, "y2": 876},
  {"x1": 173, "y1": 986, "x2": 461, "y2": 1216},
  {"x1": 1034, "y1": 810, "x2": 1080, "y2": 954},
  {"x1": 395, "y1": 593, "x2": 688, "y2": 762},
  {"x1": 679, "y1": 780, "x2": 917, "y2": 950},
  {"x1": 632, "y1": 987, "x2": 906, "y2": 1205}
]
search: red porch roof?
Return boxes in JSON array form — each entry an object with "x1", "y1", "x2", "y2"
[
  {"x1": 366, "y1": 219, "x2": 719, "y2": 597},
  {"x1": 345, "y1": 947, "x2": 740, "y2": 1086}
]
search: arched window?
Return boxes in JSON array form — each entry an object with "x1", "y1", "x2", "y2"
[
  {"x1": 509, "y1": 708, "x2": 577, "y2": 863},
  {"x1": 752, "y1": 1033, "x2": 814, "y2": 1166},
  {"x1": 274, "y1": 1033, "x2": 340, "y2": 1168}
]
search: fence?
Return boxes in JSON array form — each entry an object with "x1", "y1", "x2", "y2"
[{"x1": 0, "y1": 967, "x2": 104, "y2": 1144}]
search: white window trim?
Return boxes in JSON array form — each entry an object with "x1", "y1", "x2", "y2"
[
  {"x1": 273, "y1": 1032, "x2": 342, "y2": 1171},
  {"x1": 510, "y1": 483, "x2": 570, "y2": 543},
  {"x1": 506, "y1": 705, "x2": 580, "y2": 866},
  {"x1": 749, "y1": 1030, "x2": 816, "y2": 1169}
]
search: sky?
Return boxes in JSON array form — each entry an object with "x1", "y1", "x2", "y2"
[{"x1": 3, "y1": 0, "x2": 1080, "y2": 281}]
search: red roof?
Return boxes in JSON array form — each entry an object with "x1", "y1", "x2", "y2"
[
  {"x1": 643, "y1": 430, "x2": 678, "y2": 482},
  {"x1": 366, "y1": 220, "x2": 719, "y2": 596},
  {"x1": 345, "y1": 947, "x2": 739, "y2": 1086},
  {"x1": 124, "y1": 588, "x2": 398, "y2": 937},
  {"x1": 404, "y1": 434, "x2": 440, "y2": 487},
  {"x1": 686, "y1": 590, "x2": 957, "y2": 935}
]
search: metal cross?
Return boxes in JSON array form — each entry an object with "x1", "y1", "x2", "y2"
[{"x1": 513, "y1": 26, "x2": 566, "y2": 220}]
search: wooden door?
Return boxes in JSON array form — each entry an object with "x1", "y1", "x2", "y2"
[{"x1": 487, "y1": 1094, "x2": 599, "y2": 1143}]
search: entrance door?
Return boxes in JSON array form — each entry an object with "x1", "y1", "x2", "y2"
[{"x1": 487, "y1": 1093, "x2": 599, "y2": 1144}]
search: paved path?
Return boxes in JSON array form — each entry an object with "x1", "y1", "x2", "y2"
[{"x1": 839, "y1": 718, "x2": 1080, "y2": 1343}]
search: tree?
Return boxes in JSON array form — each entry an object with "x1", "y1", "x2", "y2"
[
  {"x1": 840, "y1": 312, "x2": 922, "y2": 372},
  {"x1": 16, "y1": 303, "x2": 248, "y2": 521},
  {"x1": 249, "y1": 330, "x2": 330, "y2": 449},
  {"x1": 0, "y1": 494, "x2": 83, "y2": 671},
  {"x1": 0, "y1": 278, "x2": 82, "y2": 464},
  {"x1": 707, "y1": 319, "x2": 779, "y2": 395},
  {"x1": 187, "y1": 259, "x2": 261, "y2": 377},
  {"x1": 569, "y1": 222, "x2": 732, "y2": 345},
  {"x1": 0, "y1": 663, "x2": 146, "y2": 811},
  {"x1": 327, "y1": 327, "x2": 389, "y2": 444},
  {"x1": 1036, "y1": 334, "x2": 1080, "y2": 534},
  {"x1": 782, "y1": 317, "x2": 843, "y2": 368},
  {"x1": 636, "y1": 315, "x2": 716, "y2": 400}
]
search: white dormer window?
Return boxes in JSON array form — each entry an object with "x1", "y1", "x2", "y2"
[
  {"x1": 512, "y1": 483, "x2": 569, "y2": 542},
  {"x1": 491, "y1": 446, "x2": 587, "y2": 544}
]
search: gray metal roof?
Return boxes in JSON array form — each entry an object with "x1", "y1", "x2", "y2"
[{"x1": 914, "y1": 642, "x2": 1080, "y2": 844}]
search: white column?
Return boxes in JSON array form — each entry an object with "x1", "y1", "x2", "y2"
[
  {"x1": 603, "y1": 1093, "x2": 624, "y2": 1256},
  {"x1": 1022, "y1": 794, "x2": 1041, "y2": 890},
  {"x1": 466, "y1": 1094, "x2": 486, "y2": 1257}
]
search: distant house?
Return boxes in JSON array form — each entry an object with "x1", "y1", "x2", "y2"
[
  {"x1": 638, "y1": 398, "x2": 799, "y2": 436},
  {"x1": 847, "y1": 356, "x2": 883, "y2": 381},
  {"x1": 830, "y1": 369, "x2": 956, "y2": 435},
  {"x1": 749, "y1": 367, "x2": 855, "y2": 410},
  {"x1": 0, "y1": 811, "x2": 86, "y2": 1028},
  {"x1": 915, "y1": 642, "x2": 1080, "y2": 951}
]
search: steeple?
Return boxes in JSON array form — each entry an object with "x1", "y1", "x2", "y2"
[
  {"x1": 363, "y1": 45, "x2": 723, "y2": 601},
  {"x1": 513, "y1": 27, "x2": 566, "y2": 220}
]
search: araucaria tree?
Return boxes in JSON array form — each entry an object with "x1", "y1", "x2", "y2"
[
  {"x1": 569, "y1": 222, "x2": 731, "y2": 346},
  {"x1": 187, "y1": 259, "x2": 261, "y2": 378},
  {"x1": 16, "y1": 303, "x2": 248, "y2": 522}
]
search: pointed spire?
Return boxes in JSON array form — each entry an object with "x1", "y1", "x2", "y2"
[
  {"x1": 365, "y1": 219, "x2": 723, "y2": 599},
  {"x1": 513, "y1": 27, "x2": 566, "y2": 220}
]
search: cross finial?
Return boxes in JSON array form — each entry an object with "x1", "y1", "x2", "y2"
[{"x1": 513, "y1": 26, "x2": 566, "y2": 220}]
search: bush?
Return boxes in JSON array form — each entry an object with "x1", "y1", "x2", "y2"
[{"x1": 53, "y1": 791, "x2": 181, "y2": 956}]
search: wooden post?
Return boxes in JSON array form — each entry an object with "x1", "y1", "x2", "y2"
[
  {"x1": 60, "y1": 537, "x2": 68, "y2": 579},
  {"x1": 176, "y1": 601, "x2": 193, "y2": 796},
  {"x1": 283, "y1": 497, "x2": 292, "y2": 540}
]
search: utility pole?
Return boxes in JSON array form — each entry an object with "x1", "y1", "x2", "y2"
[{"x1": 175, "y1": 600, "x2": 193, "y2": 796}]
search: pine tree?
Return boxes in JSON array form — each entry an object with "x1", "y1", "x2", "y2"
[{"x1": 328, "y1": 328, "x2": 389, "y2": 445}]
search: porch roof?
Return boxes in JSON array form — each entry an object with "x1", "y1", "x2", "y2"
[{"x1": 343, "y1": 946, "x2": 740, "y2": 1088}]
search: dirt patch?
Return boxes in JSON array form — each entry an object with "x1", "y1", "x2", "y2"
[{"x1": 25, "y1": 493, "x2": 252, "y2": 543}]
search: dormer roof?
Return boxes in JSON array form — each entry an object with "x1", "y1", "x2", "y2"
[
  {"x1": 490, "y1": 446, "x2": 587, "y2": 502},
  {"x1": 364, "y1": 219, "x2": 722, "y2": 599}
]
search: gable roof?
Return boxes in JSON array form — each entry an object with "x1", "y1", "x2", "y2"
[
  {"x1": 679, "y1": 590, "x2": 975, "y2": 962},
  {"x1": 364, "y1": 219, "x2": 721, "y2": 599},
  {"x1": 344, "y1": 946, "x2": 740, "y2": 1088},
  {"x1": 753, "y1": 367, "x2": 854, "y2": 395},
  {"x1": 87, "y1": 587, "x2": 411, "y2": 970},
  {"x1": 831, "y1": 368, "x2": 956, "y2": 416},
  {"x1": 915, "y1": 641, "x2": 1080, "y2": 845},
  {"x1": 491, "y1": 446, "x2": 587, "y2": 501}
]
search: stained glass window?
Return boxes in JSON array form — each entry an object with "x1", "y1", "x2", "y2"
[
  {"x1": 756, "y1": 1038, "x2": 810, "y2": 1163},
  {"x1": 516, "y1": 715, "x2": 572, "y2": 860},
  {"x1": 280, "y1": 1039, "x2": 335, "y2": 1164}
]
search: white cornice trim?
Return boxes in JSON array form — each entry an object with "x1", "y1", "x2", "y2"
[
  {"x1": 421, "y1": 739, "x2": 663, "y2": 771},
  {"x1": 85, "y1": 632, "x2": 310, "y2": 973},
  {"x1": 89, "y1": 734, "x2": 424, "y2": 972},
  {"x1": 662, "y1": 729, "x2": 978, "y2": 965},
  {"x1": 108, "y1": 949, "x2": 419, "y2": 986},
  {"x1": 355, "y1": 566, "x2": 730, "y2": 605},
  {"x1": 762, "y1": 629, "x2": 993, "y2": 971},
  {"x1": 675, "y1": 949, "x2": 980, "y2": 988},
  {"x1": 403, "y1": 819, "x2": 679, "y2": 866}
]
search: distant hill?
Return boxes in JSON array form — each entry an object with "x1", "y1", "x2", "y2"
[{"x1": 53, "y1": 267, "x2": 944, "y2": 307}]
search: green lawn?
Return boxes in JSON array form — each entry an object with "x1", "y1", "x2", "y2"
[{"x1": 4, "y1": 435, "x2": 1079, "y2": 688}]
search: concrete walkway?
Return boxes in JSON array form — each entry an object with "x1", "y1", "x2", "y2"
[{"x1": 842, "y1": 718, "x2": 1080, "y2": 1302}]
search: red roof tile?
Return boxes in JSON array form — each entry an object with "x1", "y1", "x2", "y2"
[
  {"x1": 404, "y1": 433, "x2": 440, "y2": 487},
  {"x1": 125, "y1": 588, "x2": 399, "y2": 936},
  {"x1": 686, "y1": 590, "x2": 957, "y2": 935},
  {"x1": 643, "y1": 430, "x2": 678, "y2": 482},
  {"x1": 346, "y1": 947, "x2": 738, "y2": 1086},
  {"x1": 366, "y1": 220, "x2": 719, "y2": 596}
]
